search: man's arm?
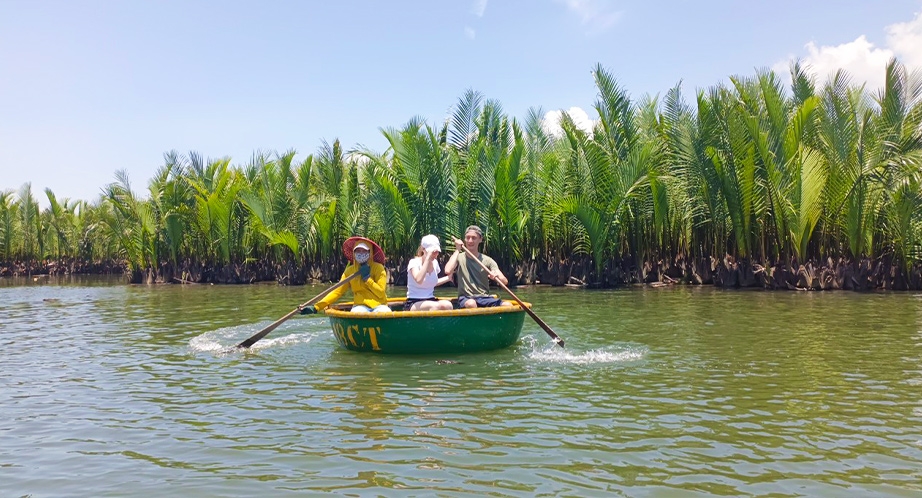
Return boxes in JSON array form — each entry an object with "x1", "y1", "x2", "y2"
[
  {"x1": 443, "y1": 238, "x2": 464, "y2": 275},
  {"x1": 486, "y1": 257, "x2": 508, "y2": 286}
]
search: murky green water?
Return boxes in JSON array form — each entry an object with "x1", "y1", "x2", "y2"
[{"x1": 2, "y1": 276, "x2": 921, "y2": 496}]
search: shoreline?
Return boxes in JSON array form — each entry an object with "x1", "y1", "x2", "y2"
[{"x1": 3, "y1": 254, "x2": 920, "y2": 291}]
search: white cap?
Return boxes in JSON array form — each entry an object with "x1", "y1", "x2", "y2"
[
  {"x1": 354, "y1": 241, "x2": 371, "y2": 251},
  {"x1": 421, "y1": 234, "x2": 441, "y2": 252}
]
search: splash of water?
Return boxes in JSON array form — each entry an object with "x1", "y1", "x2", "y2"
[
  {"x1": 520, "y1": 334, "x2": 646, "y2": 364},
  {"x1": 529, "y1": 347, "x2": 644, "y2": 364},
  {"x1": 188, "y1": 322, "x2": 323, "y2": 355}
]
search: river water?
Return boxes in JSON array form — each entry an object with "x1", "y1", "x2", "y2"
[{"x1": 2, "y1": 276, "x2": 921, "y2": 496}]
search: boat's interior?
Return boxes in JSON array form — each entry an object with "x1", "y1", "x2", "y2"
[
  {"x1": 326, "y1": 297, "x2": 528, "y2": 317},
  {"x1": 328, "y1": 297, "x2": 456, "y2": 313}
]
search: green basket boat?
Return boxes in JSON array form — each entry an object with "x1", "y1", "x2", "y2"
[{"x1": 323, "y1": 298, "x2": 528, "y2": 354}]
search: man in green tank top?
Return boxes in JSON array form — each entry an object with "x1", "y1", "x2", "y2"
[{"x1": 444, "y1": 225, "x2": 513, "y2": 308}]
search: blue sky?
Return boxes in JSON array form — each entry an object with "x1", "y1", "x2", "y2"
[{"x1": 2, "y1": 0, "x2": 921, "y2": 204}]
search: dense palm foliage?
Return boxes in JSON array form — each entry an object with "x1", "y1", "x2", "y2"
[{"x1": 2, "y1": 60, "x2": 921, "y2": 285}]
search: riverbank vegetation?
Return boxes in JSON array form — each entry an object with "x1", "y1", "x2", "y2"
[{"x1": 2, "y1": 61, "x2": 921, "y2": 289}]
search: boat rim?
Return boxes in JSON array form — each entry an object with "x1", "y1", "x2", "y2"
[{"x1": 323, "y1": 297, "x2": 530, "y2": 319}]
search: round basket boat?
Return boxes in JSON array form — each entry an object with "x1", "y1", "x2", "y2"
[{"x1": 323, "y1": 297, "x2": 528, "y2": 354}]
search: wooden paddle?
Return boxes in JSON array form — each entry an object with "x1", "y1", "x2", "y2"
[
  {"x1": 458, "y1": 244, "x2": 565, "y2": 348},
  {"x1": 233, "y1": 272, "x2": 360, "y2": 350}
]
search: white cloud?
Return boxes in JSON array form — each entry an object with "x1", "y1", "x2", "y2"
[
  {"x1": 541, "y1": 107, "x2": 596, "y2": 138},
  {"x1": 556, "y1": 0, "x2": 623, "y2": 35},
  {"x1": 774, "y1": 9, "x2": 922, "y2": 92},
  {"x1": 472, "y1": 0, "x2": 488, "y2": 17},
  {"x1": 795, "y1": 36, "x2": 893, "y2": 90},
  {"x1": 886, "y1": 9, "x2": 922, "y2": 68},
  {"x1": 345, "y1": 152, "x2": 371, "y2": 165},
  {"x1": 464, "y1": 26, "x2": 476, "y2": 40}
]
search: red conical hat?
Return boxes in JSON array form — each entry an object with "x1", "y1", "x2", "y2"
[{"x1": 342, "y1": 236, "x2": 386, "y2": 264}]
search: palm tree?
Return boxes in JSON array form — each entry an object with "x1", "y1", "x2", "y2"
[
  {"x1": 311, "y1": 139, "x2": 362, "y2": 263},
  {"x1": 555, "y1": 65, "x2": 656, "y2": 275},
  {"x1": 17, "y1": 183, "x2": 40, "y2": 262},
  {"x1": 489, "y1": 121, "x2": 530, "y2": 265},
  {"x1": 3, "y1": 61, "x2": 921, "y2": 286},
  {"x1": 0, "y1": 190, "x2": 19, "y2": 260},
  {"x1": 365, "y1": 117, "x2": 457, "y2": 255},
  {"x1": 43, "y1": 188, "x2": 72, "y2": 259},
  {"x1": 184, "y1": 154, "x2": 241, "y2": 265},
  {"x1": 874, "y1": 59, "x2": 922, "y2": 272},
  {"x1": 102, "y1": 171, "x2": 154, "y2": 279},
  {"x1": 148, "y1": 151, "x2": 194, "y2": 266},
  {"x1": 239, "y1": 149, "x2": 318, "y2": 261}
]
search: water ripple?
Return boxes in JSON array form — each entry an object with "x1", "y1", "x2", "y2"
[{"x1": 1, "y1": 279, "x2": 922, "y2": 496}]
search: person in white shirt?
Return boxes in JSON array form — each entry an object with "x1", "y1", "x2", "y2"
[{"x1": 404, "y1": 234, "x2": 454, "y2": 311}]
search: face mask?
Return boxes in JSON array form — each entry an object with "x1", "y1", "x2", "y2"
[{"x1": 354, "y1": 252, "x2": 370, "y2": 264}]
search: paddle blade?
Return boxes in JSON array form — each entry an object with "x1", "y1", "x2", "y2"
[
  {"x1": 233, "y1": 272, "x2": 359, "y2": 350},
  {"x1": 234, "y1": 309, "x2": 298, "y2": 349}
]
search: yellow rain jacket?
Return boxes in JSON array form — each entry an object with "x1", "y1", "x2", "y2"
[{"x1": 315, "y1": 261, "x2": 388, "y2": 310}]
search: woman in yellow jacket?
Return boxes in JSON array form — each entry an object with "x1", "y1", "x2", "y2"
[{"x1": 300, "y1": 236, "x2": 390, "y2": 314}]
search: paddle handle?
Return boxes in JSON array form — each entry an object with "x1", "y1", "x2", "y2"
[
  {"x1": 459, "y1": 245, "x2": 565, "y2": 348},
  {"x1": 235, "y1": 272, "x2": 360, "y2": 349}
]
